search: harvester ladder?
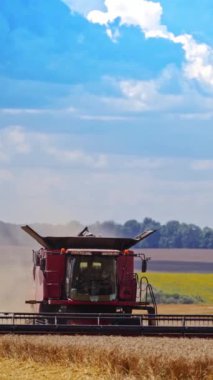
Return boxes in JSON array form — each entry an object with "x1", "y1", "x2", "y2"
[{"x1": 138, "y1": 276, "x2": 158, "y2": 315}]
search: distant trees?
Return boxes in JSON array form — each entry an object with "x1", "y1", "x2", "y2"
[
  {"x1": 90, "y1": 218, "x2": 213, "y2": 248},
  {"x1": 202, "y1": 227, "x2": 213, "y2": 248},
  {"x1": 1, "y1": 218, "x2": 213, "y2": 248}
]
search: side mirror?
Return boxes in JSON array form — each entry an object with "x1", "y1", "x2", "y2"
[
  {"x1": 40, "y1": 258, "x2": 46, "y2": 272},
  {"x1": 141, "y1": 260, "x2": 147, "y2": 273},
  {"x1": 33, "y1": 251, "x2": 40, "y2": 266}
]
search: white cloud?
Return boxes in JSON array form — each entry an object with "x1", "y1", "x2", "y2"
[
  {"x1": 79, "y1": 114, "x2": 128, "y2": 121},
  {"x1": 118, "y1": 78, "x2": 161, "y2": 111},
  {"x1": 1, "y1": 108, "x2": 46, "y2": 115},
  {"x1": 0, "y1": 126, "x2": 31, "y2": 161},
  {"x1": 15, "y1": 169, "x2": 62, "y2": 197},
  {"x1": 61, "y1": 0, "x2": 103, "y2": 16},
  {"x1": 0, "y1": 107, "x2": 76, "y2": 115},
  {"x1": 0, "y1": 126, "x2": 107, "y2": 170},
  {"x1": 171, "y1": 34, "x2": 213, "y2": 88},
  {"x1": 123, "y1": 157, "x2": 166, "y2": 170},
  {"x1": 5, "y1": 126, "x2": 30, "y2": 154},
  {"x1": 1, "y1": 139, "x2": 213, "y2": 226},
  {"x1": 100, "y1": 63, "x2": 213, "y2": 114},
  {"x1": 191, "y1": 160, "x2": 213, "y2": 171},
  {"x1": 88, "y1": 0, "x2": 164, "y2": 33},
  {"x1": 87, "y1": 0, "x2": 213, "y2": 88},
  {"x1": 101, "y1": 90, "x2": 181, "y2": 113},
  {"x1": 179, "y1": 112, "x2": 213, "y2": 121},
  {"x1": 6, "y1": 169, "x2": 213, "y2": 227},
  {"x1": 47, "y1": 146, "x2": 108, "y2": 169},
  {"x1": 0, "y1": 169, "x2": 13, "y2": 182}
]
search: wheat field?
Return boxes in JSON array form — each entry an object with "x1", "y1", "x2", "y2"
[{"x1": 0, "y1": 335, "x2": 212, "y2": 380}]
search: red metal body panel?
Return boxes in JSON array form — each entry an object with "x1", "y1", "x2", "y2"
[
  {"x1": 117, "y1": 255, "x2": 137, "y2": 301},
  {"x1": 44, "y1": 254, "x2": 65, "y2": 299},
  {"x1": 35, "y1": 249, "x2": 137, "y2": 306},
  {"x1": 33, "y1": 250, "x2": 140, "y2": 310},
  {"x1": 34, "y1": 250, "x2": 65, "y2": 303},
  {"x1": 48, "y1": 299, "x2": 147, "y2": 306}
]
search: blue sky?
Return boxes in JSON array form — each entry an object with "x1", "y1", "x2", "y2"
[{"x1": 0, "y1": 0, "x2": 213, "y2": 227}]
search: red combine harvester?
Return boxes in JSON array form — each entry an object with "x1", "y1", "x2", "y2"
[{"x1": 22, "y1": 225, "x2": 157, "y2": 325}]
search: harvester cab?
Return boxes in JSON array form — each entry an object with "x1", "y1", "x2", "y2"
[{"x1": 22, "y1": 225, "x2": 157, "y2": 322}]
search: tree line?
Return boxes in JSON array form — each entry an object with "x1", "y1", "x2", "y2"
[
  {"x1": 0, "y1": 218, "x2": 213, "y2": 248},
  {"x1": 90, "y1": 218, "x2": 213, "y2": 248}
]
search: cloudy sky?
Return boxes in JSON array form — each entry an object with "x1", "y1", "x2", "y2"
[{"x1": 0, "y1": 0, "x2": 213, "y2": 227}]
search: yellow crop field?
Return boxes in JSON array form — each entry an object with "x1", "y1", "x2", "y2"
[
  {"x1": 145, "y1": 273, "x2": 213, "y2": 303},
  {"x1": 0, "y1": 335, "x2": 212, "y2": 380}
]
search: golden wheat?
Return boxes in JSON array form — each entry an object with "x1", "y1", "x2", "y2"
[{"x1": 0, "y1": 335, "x2": 212, "y2": 379}]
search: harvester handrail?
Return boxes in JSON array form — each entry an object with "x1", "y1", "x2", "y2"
[
  {"x1": 0, "y1": 312, "x2": 212, "y2": 329},
  {"x1": 138, "y1": 276, "x2": 157, "y2": 314}
]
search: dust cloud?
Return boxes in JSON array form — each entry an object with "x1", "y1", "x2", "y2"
[{"x1": 0, "y1": 246, "x2": 33, "y2": 312}]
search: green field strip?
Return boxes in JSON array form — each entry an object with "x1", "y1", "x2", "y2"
[{"x1": 144, "y1": 273, "x2": 213, "y2": 303}]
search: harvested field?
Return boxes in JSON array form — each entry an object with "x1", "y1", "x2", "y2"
[
  {"x1": 142, "y1": 249, "x2": 213, "y2": 262},
  {"x1": 156, "y1": 303, "x2": 213, "y2": 315},
  {"x1": 0, "y1": 335, "x2": 212, "y2": 380},
  {"x1": 136, "y1": 249, "x2": 213, "y2": 273}
]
